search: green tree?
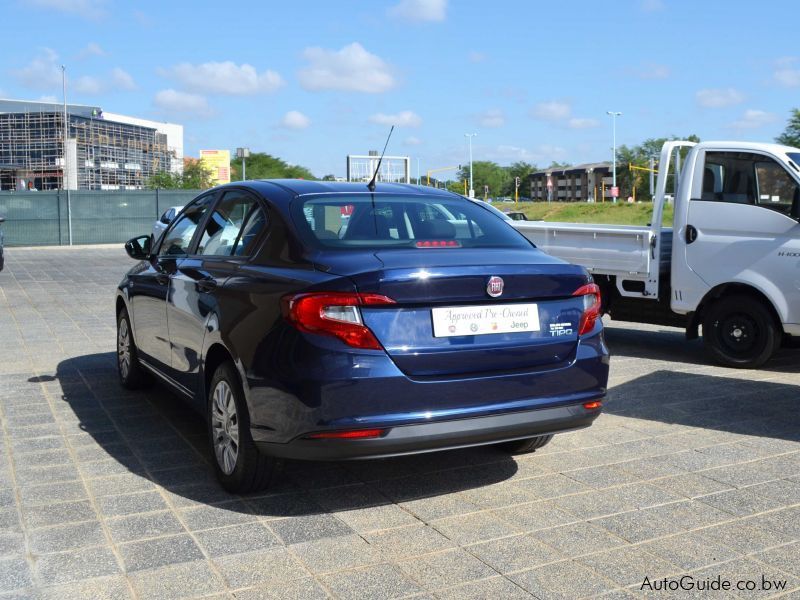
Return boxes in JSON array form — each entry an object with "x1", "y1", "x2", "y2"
[
  {"x1": 776, "y1": 109, "x2": 800, "y2": 148},
  {"x1": 322, "y1": 174, "x2": 336, "y2": 181},
  {"x1": 505, "y1": 161, "x2": 537, "y2": 196},
  {"x1": 456, "y1": 161, "x2": 510, "y2": 199},
  {"x1": 146, "y1": 171, "x2": 182, "y2": 189},
  {"x1": 230, "y1": 152, "x2": 315, "y2": 181},
  {"x1": 181, "y1": 160, "x2": 214, "y2": 189}
]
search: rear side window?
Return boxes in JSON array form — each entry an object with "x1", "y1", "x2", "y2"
[
  {"x1": 197, "y1": 190, "x2": 266, "y2": 257},
  {"x1": 158, "y1": 195, "x2": 214, "y2": 256},
  {"x1": 292, "y1": 194, "x2": 530, "y2": 250}
]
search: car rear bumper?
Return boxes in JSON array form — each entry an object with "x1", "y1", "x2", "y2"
[{"x1": 253, "y1": 400, "x2": 602, "y2": 460}]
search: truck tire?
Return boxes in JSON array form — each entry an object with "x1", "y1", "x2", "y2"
[
  {"x1": 208, "y1": 361, "x2": 282, "y2": 493},
  {"x1": 702, "y1": 295, "x2": 780, "y2": 369},
  {"x1": 497, "y1": 435, "x2": 553, "y2": 455}
]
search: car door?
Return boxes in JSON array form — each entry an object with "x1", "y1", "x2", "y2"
[
  {"x1": 130, "y1": 194, "x2": 214, "y2": 373},
  {"x1": 168, "y1": 189, "x2": 268, "y2": 394},
  {"x1": 684, "y1": 150, "x2": 800, "y2": 321}
]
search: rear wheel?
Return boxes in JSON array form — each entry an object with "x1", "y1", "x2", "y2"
[
  {"x1": 116, "y1": 308, "x2": 151, "y2": 389},
  {"x1": 208, "y1": 361, "x2": 281, "y2": 493},
  {"x1": 702, "y1": 295, "x2": 780, "y2": 369},
  {"x1": 497, "y1": 434, "x2": 553, "y2": 455}
]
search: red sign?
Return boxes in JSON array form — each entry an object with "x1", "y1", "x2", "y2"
[
  {"x1": 610, "y1": 186, "x2": 619, "y2": 198},
  {"x1": 341, "y1": 204, "x2": 354, "y2": 216}
]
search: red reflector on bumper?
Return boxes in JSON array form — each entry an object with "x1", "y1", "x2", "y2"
[
  {"x1": 583, "y1": 401, "x2": 602, "y2": 410},
  {"x1": 304, "y1": 428, "x2": 386, "y2": 440}
]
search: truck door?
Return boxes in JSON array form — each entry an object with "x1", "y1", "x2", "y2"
[{"x1": 682, "y1": 150, "x2": 800, "y2": 325}]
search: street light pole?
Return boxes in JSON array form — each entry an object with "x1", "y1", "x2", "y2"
[
  {"x1": 236, "y1": 147, "x2": 250, "y2": 181},
  {"x1": 464, "y1": 133, "x2": 477, "y2": 198},
  {"x1": 606, "y1": 111, "x2": 621, "y2": 203}
]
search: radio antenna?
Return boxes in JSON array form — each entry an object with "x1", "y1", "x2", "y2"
[{"x1": 367, "y1": 126, "x2": 394, "y2": 192}]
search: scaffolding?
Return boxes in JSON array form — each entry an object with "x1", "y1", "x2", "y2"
[{"x1": 0, "y1": 103, "x2": 175, "y2": 191}]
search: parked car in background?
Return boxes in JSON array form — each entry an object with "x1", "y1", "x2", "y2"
[
  {"x1": 152, "y1": 206, "x2": 184, "y2": 243},
  {"x1": 117, "y1": 181, "x2": 608, "y2": 493},
  {"x1": 506, "y1": 211, "x2": 530, "y2": 221},
  {"x1": 0, "y1": 216, "x2": 5, "y2": 271}
]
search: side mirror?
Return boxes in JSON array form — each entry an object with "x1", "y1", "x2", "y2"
[
  {"x1": 125, "y1": 235, "x2": 152, "y2": 260},
  {"x1": 160, "y1": 213, "x2": 171, "y2": 224}
]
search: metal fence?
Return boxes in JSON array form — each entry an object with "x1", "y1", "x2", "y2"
[{"x1": 0, "y1": 190, "x2": 202, "y2": 246}]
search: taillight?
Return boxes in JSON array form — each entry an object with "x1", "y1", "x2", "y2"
[
  {"x1": 282, "y1": 292, "x2": 395, "y2": 350},
  {"x1": 573, "y1": 283, "x2": 601, "y2": 335},
  {"x1": 304, "y1": 428, "x2": 387, "y2": 439},
  {"x1": 415, "y1": 240, "x2": 461, "y2": 248}
]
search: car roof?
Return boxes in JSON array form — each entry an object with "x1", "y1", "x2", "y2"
[{"x1": 212, "y1": 180, "x2": 461, "y2": 209}]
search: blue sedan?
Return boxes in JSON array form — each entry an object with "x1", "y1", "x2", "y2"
[{"x1": 117, "y1": 181, "x2": 609, "y2": 493}]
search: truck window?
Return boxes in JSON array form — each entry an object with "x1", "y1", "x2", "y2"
[{"x1": 699, "y1": 152, "x2": 799, "y2": 215}]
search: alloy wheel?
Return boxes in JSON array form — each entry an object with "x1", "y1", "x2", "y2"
[
  {"x1": 117, "y1": 317, "x2": 131, "y2": 379},
  {"x1": 211, "y1": 380, "x2": 239, "y2": 475}
]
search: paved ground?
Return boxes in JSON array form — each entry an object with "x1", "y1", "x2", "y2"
[{"x1": 0, "y1": 245, "x2": 799, "y2": 600}]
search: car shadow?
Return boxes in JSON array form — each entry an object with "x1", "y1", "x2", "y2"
[
  {"x1": 604, "y1": 323, "x2": 800, "y2": 373},
  {"x1": 51, "y1": 352, "x2": 520, "y2": 516}
]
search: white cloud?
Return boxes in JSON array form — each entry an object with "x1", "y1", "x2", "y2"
[
  {"x1": 774, "y1": 57, "x2": 800, "y2": 87},
  {"x1": 493, "y1": 144, "x2": 568, "y2": 164},
  {"x1": 12, "y1": 48, "x2": 62, "y2": 90},
  {"x1": 24, "y1": 0, "x2": 106, "y2": 18},
  {"x1": 468, "y1": 51, "x2": 486, "y2": 64},
  {"x1": 531, "y1": 100, "x2": 571, "y2": 121},
  {"x1": 640, "y1": 0, "x2": 664, "y2": 11},
  {"x1": 696, "y1": 88, "x2": 744, "y2": 108},
  {"x1": 73, "y1": 75, "x2": 103, "y2": 94},
  {"x1": 632, "y1": 62, "x2": 671, "y2": 80},
  {"x1": 160, "y1": 61, "x2": 284, "y2": 95},
  {"x1": 110, "y1": 67, "x2": 136, "y2": 91},
  {"x1": 388, "y1": 0, "x2": 446, "y2": 22},
  {"x1": 77, "y1": 42, "x2": 105, "y2": 59},
  {"x1": 280, "y1": 110, "x2": 311, "y2": 129},
  {"x1": 404, "y1": 136, "x2": 422, "y2": 146},
  {"x1": 729, "y1": 109, "x2": 776, "y2": 130},
  {"x1": 478, "y1": 109, "x2": 505, "y2": 128},
  {"x1": 369, "y1": 110, "x2": 422, "y2": 128},
  {"x1": 154, "y1": 89, "x2": 212, "y2": 118},
  {"x1": 568, "y1": 117, "x2": 600, "y2": 129},
  {"x1": 298, "y1": 43, "x2": 395, "y2": 93}
]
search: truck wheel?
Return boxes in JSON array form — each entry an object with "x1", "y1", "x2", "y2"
[
  {"x1": 497, "y1": 435, "x2": 553, "y2": 455},
  {"x1": 116, "y1": 308, "x2": 151, "y2": 389},
  {"x1": 208, "y1": 361, "x2": 282, "y2": 493},
  {"x1": 702, "y1": 296, "x2": 780, "y2": 369}
]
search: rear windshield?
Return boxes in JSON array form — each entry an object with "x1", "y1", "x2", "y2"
[{"x1": 291, "y1": 194, "x2": 532, "y2": 250}]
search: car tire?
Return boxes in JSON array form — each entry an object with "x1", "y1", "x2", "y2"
[
  {"x1": 702, "y1": 295, "x2": 780, "y2": 369},
  {"x1": 208, "y1": 361, "x2": 282, "y2": 494},
  {"x1": 116, "y1": 308, "x2": 151, "y2": 389},
  {"x1": 497, "y1": 434, "x2": 553, "y2": 455}
]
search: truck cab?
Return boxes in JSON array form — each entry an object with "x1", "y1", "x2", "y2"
[{"x1": 514, "y1": 141, "x2": 800, "y2": 368}]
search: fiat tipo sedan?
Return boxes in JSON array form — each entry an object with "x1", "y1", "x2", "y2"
[{"x1": 117, "y1": 181, "x2": 608, "y2": 492}]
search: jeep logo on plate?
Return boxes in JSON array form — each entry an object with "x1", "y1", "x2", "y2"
[{"x1": 486, "y1": 276, "x2": 504, "y2": 298}]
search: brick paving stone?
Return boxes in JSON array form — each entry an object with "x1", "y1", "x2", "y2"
[{"x1": 2, "y1": 246, "x2": 799, "y2": 599}]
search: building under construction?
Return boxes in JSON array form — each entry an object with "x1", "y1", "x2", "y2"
[{"x1": 0, "y1": 99, "x2": 183, "y2": 191}]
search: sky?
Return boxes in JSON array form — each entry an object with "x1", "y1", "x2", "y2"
[{"x1": 2, "y1": 0, "x2": 799, "y2": 179}]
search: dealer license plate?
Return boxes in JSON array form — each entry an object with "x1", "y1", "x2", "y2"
[{"x1": 431, "y1": 303, "x2": 540, "y2": 337}]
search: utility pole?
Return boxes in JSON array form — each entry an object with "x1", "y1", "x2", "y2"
[
  {"x1": 464, "y1": 133, "x2": 477, "y2": 198},
  {"x1": 606, "y1": 111, "x2": 622, "y2": 203},
  {"x1": 62, "y1": 65, "x2": 73, "y2": 246},
  {"x1": 236, "y1": 147, "x2": 250, "y2": 181}
]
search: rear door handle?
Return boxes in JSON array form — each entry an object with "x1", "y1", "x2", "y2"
[
  {"x1": 685, "y1": 225, "x2": 698, "y2": 244},
  {"x1": 196, "y1": 278, "x2": 217, "y2": 292}
]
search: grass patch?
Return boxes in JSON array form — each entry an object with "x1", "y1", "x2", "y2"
[{"x1": 495, "y1": 201, "x2": 673, "y2": 226}]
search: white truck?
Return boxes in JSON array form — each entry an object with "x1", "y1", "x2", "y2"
[{"x1": 513, "y1": 141, "x2": 800, "y2": 368}]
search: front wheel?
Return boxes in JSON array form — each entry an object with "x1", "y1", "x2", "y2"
[
  {"x1": 208, "y1": 361, "x2": 281, "y2": 493},
  {"x1": 497, "y1": 435, "x2": 553, "y2": 455},
  {"x1": 702, "y1": 295, "x2": 780, "y2": 369}
]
